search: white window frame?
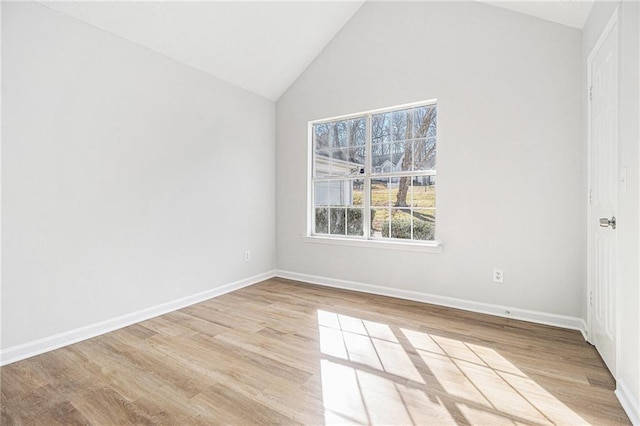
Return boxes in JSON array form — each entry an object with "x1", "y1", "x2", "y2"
[{"x1": 306, "y1": 99, "x2": 442, "y2": 252}]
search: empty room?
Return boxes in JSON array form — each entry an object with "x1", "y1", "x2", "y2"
[{"x1": 1, "y1": 0, "x2": 639, "y2": 424}]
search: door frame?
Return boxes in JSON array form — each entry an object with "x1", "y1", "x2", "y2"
[{"x1": 586, "y1": 6, "x2": 619, "y2": 373}]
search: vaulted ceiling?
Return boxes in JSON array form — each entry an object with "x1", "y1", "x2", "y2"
[
  {"x1": 41, "y1": 1, "x2": 594, "y2": 101},
  {"x1": 477, "y1": 0, "x2": 594, "y2": 29},
  {"x1": 41, "y1": 1, "x2": 365, "y2": 100}
]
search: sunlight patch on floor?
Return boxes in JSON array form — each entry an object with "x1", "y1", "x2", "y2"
[
  {"x1": 320, "y1": 359, "x2": 454, "y2": 425},
  {"x1": 317, "y1": 310, "x2": 588, "y2": 425}
]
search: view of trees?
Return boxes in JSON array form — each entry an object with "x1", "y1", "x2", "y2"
[
  {"x1": 312, "y1": 104, "x2": 437, "y2": 241},
  {"x1": 313, "y1": 118, "x2": 366, "y2": 175}
]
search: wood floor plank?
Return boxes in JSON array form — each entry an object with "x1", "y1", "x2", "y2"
[{"x1": 0, "y1": 278, "x2": 630, "y2": 425}]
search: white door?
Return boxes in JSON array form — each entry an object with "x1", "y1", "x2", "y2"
[{"x1": 588, "y1": 11, "x2": 618, "y2": 376}]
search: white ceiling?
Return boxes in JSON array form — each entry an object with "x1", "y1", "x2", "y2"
[
  {"x1": 477, "y1": 0, "x2": 594, "y2": 29},
  {"x1": 41, "y1": 1, "x2": 595, "y2": 102},
  {"x1": 41, "y1": 1, "x2": 365, "y2": 100}
]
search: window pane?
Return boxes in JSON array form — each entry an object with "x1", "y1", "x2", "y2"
[
  {"x1": 371, "y1": 208, "x2": 389, "y2": 238},
  {"x1": 331, "y1": 148, "x2": 349, "y2": 162},
  {"x1": 351, "y1": 117, "x2": 366, "y2": 146},
  {"x1": 314, "y1": 181, "x2": 331, "y2": 206},
  {"x1": 332, "y1": 121, "x2": 348, "y2": 148},
  {"x1": 371, "y1": 143, "x2": 391, "y2": 175},
  {"x1": 409, "y1": 179, "x2": 436, "y2": 208},
  {"x1": 314, "y1": 122, "x2": 331, "y2": 150},
  {"x1": 348, "y1": 147, "x2": 365, "y2": 173},
  {"x1": 392, "y1": 176, "x2": 411, "y2": 207},
  {"x1": 372, "y1": 112, "x2": 391, "y2": 144},
  {"x1": 314, "y1": 181, "x2": 345, "y2": 206},
  {"x1": 392, "y1": 141, "x2": 411, "y2": 172},
  {"x1": 413, "y1": 209, "x2": 435, "y2": 240},
  {"x1": 335, "y1": 149, "x2": 364, "y2": 176},
  {"x1": 330, "y1": 208, "x2": 346, "y2": 235},
  {"x1": 414, "y1": 137, "x2": 436, "y2": 171},
  {"x1": 315, "y1": 208, "x2": 328, "y2": 234},
  {"x1": 392, "y1": 108, "x2": 412, "y2": 141},
  {"x1": 314, "y1": 118, "x2": 366, "y2": 178},
  {"x1": 314, "y1": 180, "x2": 362, "y2": 207},
  {"x1": 414, "y1": 105, "x2": 437, "y2": 138},
  {"x1": 388, "y1": 209, "x2": 412, "y2": 239},
  {"x1": 371, "y1": 178, "x2": 391, "y2": 206},
  {"x1": 352, "y1": 179, "x2": 364, "y2": 206},
  {"x1": 347, "y1": 208, "x2": 364, "y2": 236},
  {"x1": 314, "y1": 149, "x2": 331, "y2": 177}
]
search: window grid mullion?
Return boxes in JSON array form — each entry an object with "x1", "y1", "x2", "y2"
[
  {"x1": 410, "y1": 178, "x2": 414, "y2": 240},
  {"x1": 311, "y1": 101, "x2": 436, "y2": 242},
  {"x1": 364, "y1": 114, "x2": 372, "y2": 239}
]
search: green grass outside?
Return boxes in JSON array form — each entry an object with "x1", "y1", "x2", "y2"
[{"x1": 353, "y1": 183, "x2": 436, "y2": 236}]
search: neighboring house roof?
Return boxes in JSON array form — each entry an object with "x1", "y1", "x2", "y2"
[{"x1": 315, "y1": 155, "x2": 362, "y2": 175}]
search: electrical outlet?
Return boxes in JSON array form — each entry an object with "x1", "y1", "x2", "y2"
[
  {"x1": 244, "y1": 251, "x2": 251, "y2": 262},
  {"x1": 493, "y1": 268, "x2": 504, "y2": 283}
]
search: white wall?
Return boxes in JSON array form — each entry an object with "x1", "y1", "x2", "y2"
[
  {"x1": 1, "y1": 2, "x2": 276, "y2": 350},
  {"x1": 277, "y1": 2, "x2": 584, "y2": 317},
  {"x1": 583, "y1": 1, "x2": 640, "y2": 420}
]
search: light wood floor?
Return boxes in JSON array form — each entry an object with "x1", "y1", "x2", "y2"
[{"x1": 1, "y1": 278, "x2": 630, "y2": 425}]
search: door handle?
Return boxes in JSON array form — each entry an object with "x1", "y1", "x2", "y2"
[{"x1": 599, "y1": 216, "x2": 616, "y2": 229}]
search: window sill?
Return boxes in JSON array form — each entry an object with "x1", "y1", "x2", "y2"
[{"x1": 302, "y1": 235, "x2": 443, "y2": 253}]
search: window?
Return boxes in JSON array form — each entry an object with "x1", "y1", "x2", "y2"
[{"x1": 310, "y1": 100, "x2": 437, "y2": 243}]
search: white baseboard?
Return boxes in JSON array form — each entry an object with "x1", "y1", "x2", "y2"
[
  {"x1": 2, "y1": 269, "x2": 589, "y2": 367},
  {"x1": 616, "y1": 380, "x2": 640, "y2": 426},
  {"x1": 0, "y1": 270, "x2": 276, "y2": 366},
  {"x1": 276, "y1": 270, "x2": 588, "y2": 338}
]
